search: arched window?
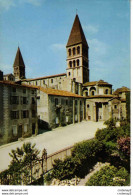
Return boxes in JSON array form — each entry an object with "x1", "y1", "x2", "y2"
[
  {"x1": 69, "y1": 61, "x2": 72, "y2": 68},
  {"x1": 105, "y1": 89, "x2": 109, "y2": 94},
  {"x1": 92, "y1": 91, "x2": 95, "y2": 96},
  {"x1": 68, "y1": 48, "x2": 71, "y2": 56},
  {"x1": 73, "y1": 60, "x2": 76, "y2": 67},
  {"x1": 73, "y1": 47, "x2": 76, "y2": 55},
  {"x1": 77, "y1": 59, "x2": 80, "y2": 66},
  {"x1": 77, "y1": 46, "x2": 80, "y2": 54}
]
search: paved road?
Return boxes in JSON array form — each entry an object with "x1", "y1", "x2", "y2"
[{"x1": 0, "y1": 121, "x2": 106, "y2": 172}]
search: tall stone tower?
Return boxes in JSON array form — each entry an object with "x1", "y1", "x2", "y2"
[
  {"x1": 66, "y1": 14, "x2": 89, "y2": 84},
  {"x1": 13, "y1": 47, "x2": 26, "y2": 81}
]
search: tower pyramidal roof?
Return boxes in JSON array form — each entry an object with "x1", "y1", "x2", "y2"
[
  {"x1": 66, "y1": 14, "x2": 88, "y2": 47},
  {"x1": 13, "y1": 47, "x2": 25, "y2": 67}
]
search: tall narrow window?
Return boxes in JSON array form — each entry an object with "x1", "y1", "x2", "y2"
[
  {"x1": 77, "y1": 59, "x2": 80, "y2": 66},
  {"x1": 73, "y1": 60, "x2": 75, "y2": 67},
  {"x1": 73, "y1": 47, "x2": 76, "y2": 55},
  {"x1": 77, "y1": 46, "x2": 80, "y2": 54},
  {"x1": 69, "y1": 61, "x2": 72, "y2": 68},
  {"x1": 68, "y1": 48, "x2": 71, "y2": 56}
]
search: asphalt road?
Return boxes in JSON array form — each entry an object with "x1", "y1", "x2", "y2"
[{"x1": 0, "y1": 121, "x2": 106, "y2": 172}]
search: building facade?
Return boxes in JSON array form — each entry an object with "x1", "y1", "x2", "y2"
[{"x1": 0, "y1": 80, "x2": 38, "y2": 145}]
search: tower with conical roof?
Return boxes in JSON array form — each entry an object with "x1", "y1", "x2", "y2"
[
  {"x1": 66, "y1": 14, "x2": 89, "y2": 84},
  {"x1": 13, "y1": 47, "x2": 26, "y2": 81}
]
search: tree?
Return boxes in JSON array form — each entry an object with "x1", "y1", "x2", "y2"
[{"x1": 8, "y1": 142, "x2": 40, "y2": 185}]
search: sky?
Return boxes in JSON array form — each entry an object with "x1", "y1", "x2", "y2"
[{"x1": 0, "y1": 0, "x2": 130, "y2": 90}]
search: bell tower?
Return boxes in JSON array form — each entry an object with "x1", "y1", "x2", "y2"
[
  {"x1": 66, "y1": 14, "x2": 89, "y2": 84},
  {"x1": 13, "y1": 47, "x2": 26, "y2": 81}
]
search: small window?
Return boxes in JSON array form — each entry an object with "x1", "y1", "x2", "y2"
[
  {"x1": 69, "y1": 61, "x2": 72, "y2": 68},
  {"x1": 12, "y1": 87, "x2": 16, "y2": 92},
  {"x1": 114, "y1": 105, "x2": 117, "y2": 109},
  {"x1": 77, "y1": 46, "x2": 80, "y2": 54},
  {"x1": 92, "y1": 91, "x2": 95, "y2": 96},
  {"x1": 23, "y1": 89, "x2": 26, "y2": 93},
  {"x1": 36, "y1": 81, "x2": 38, "y2": 85},
  {"x1": 73, "y1": 47, "x2": 76, "y2": 55},
  {"x1": 68, "y1": 72, "x2": 71, "y2": 76},
  {"x1": 51, "y1": 79, "x2": 53, "y2": 83},
  {"x1": 87, "y1": 104, "x2": 89, "y2": 108},
  {"x1": 77, "y1": 59, "x2": 80, "y2": 66},
  {"x1": 32, "y1": 97, "x2": 35, "y2": 104},
  {"x1": 85, "y1": 92, "x2": 88, "y2": 96},
  {"x1": 23, "y1": 97, "x2": 27, "y2": 104},
  {"x1": 55, "y1": 98, "x2": 58, "y2": 106},
  {"x1": 73, "y1": 60, "x2": 75, "y2": 67},
  {"x1": 80, "y1": 101, "x2": 82, "y2": 106},
  {"x1": 68, "y1": 48, "x2": 71, "y2": 56},
  {"x1": 43, "y1": 80, "x2": 45, "y2": 84},
  {"x1": 105, "y1": 89, "x2": 108, "y2": 94}
]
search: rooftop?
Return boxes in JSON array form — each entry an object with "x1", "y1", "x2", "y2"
[
  {"x1": 23, "y1": 73, "x2": 66, "y2": 81},
  {"x1": 83, "y1": 80, "x2": 112, "y2": 87},
  {"x1": 66, "y1": 14, "x2": 88, "y2": 47},
  {"x1": 113, "y1": 86, "x2": 130, "y2": 94},
  {"x1": 38, "y1": 86, "x2": 84, "y2": 98}
]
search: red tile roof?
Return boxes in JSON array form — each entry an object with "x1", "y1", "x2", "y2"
[
  {"x1": 0, "y1": 80, "x2": 37, "y2": 89},
  {"x1": 113, "y1": 86, "x2": 130, "y2": 94},
  {"x1": 23, "y1": 73, "x2": 66, "y2": 81},
  {"x1": 83, "y1": 80, "x2": 112, "y2": 87},
  {"x1": 38, "y1": 86, "x2": 84, "y2": 98}
]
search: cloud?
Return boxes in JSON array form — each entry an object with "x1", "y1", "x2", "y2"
[
  {"x1": 83, "y1": 24, "x2": 99, "y2": 34},
  {"x1": 0, "y1": 0, "x2": 45, "y2": 11},
  {"x1": 0, "y1": 64, "x2": 13, "y2": 74},
  {"x1": 87, "y1": 38, "x2": 107, "y2": 56},
  {"x1": 50, "y1": 43, "x2": 66, "y2": 51}
]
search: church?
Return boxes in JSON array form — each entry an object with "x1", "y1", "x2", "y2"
[{"x1": 0, "y1": 14, "x2": 130, "y2": 144}]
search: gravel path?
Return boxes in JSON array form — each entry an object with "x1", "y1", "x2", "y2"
[
  {"x1": 0, "y1": 121, "x2": 106, "y2": 172},
  {"x1": 77, "y1": 162, "x2": 109, "y2": 186}
]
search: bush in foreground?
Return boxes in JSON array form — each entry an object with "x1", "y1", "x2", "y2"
[{"x1": 86, "y1": 165, "x2": 129, "y2": 186}]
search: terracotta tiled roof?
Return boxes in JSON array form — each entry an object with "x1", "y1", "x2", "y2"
[
  {"x1": 13, "y1": 47, "x2": 25, "y2": 67},
  {"x1": 0, "y1": 80, "x2": 37, "y2": 89},
  {"x1": 66, "y1": 14, "x2": 88, "y2": 47},
  {"x1": 38, "y1": 86, "x2": 84, "y2": 98},
  {"x1": 23, "y1": 73, "x2": 66, "y2": 81},
  {"x1": 86, "y1": 95, "x2": 114, "y2": 99},
  {"x1": 4, "y1": 73, "x2": 14, "y2": 77},
  {"x1": 83, "y1": 80, "x2": 112, "y2": 87},
  {"x1": 113, "y1": 86, "x2": 130, "y2": 95}
]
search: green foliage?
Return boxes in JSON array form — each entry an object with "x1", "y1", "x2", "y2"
[
  {"x1": 103, "y1": 141, "x2": 117, "y2": 155},
  {"x1": 104, "y1": 118, "x2": 116, "y2": 129},
  {"x1": 86, "y1": 165, "x2": 129, "y2": 186},
  {"x1": 52, "y1": 157, "x2": 79, "y2": 180},
  {"x1": 71, "y1": 139, "x2": 104, "y2": 161},
  {"x1": 95, "y1": 120, "x2": 130, "y2": 143},
  {"x1": 1, "y1": 142, "x2": 41, "y2": 185}
]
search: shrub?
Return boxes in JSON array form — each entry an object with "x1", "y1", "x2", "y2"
[
  {"x1": 104, "y1": 118, "x2": 116, "y2": 129},
  {"x1": 52, "y1": 157, "x2": 79, "y2": 180},
  {"x1": 86, "y1": 165, "x2": 129, "y2": 186},
  {"x1": 117, "y1": 137, "x2": 130, "y2": 161}
]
